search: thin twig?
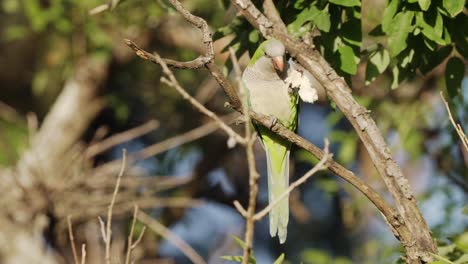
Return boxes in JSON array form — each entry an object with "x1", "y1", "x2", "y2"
[
  {"x1": 125, "y1": 39, "x2": 246, "y2": 146},
  {"x1": 89, "y1": 4, "x2": 108, "y2": 15},
  {"x1": 229, "y1": 48, "x2": 258, "y2": 264},
  {"x1": 163, "y1": 0, "x2": 214, "y2": 69},
  {"x1": 81, "y1": 244, "x2": 87, "y2": 264},
  {"x1": 26, "y1": 112, "x2": 38, "y2": 144},
  {"x1": 90, "y1": 114, "x2": 237, "y2": 178},
  {"x1": 86, "y1": 120, "x2": 159, "y2": 158},
  {"x1": 131, "y1": 226, "x2": 146, "y2": 250},
  {"x1": 254, "y1": 139, "x2": 331, "y2": 221},
  {"x1": 67, "y1": 215, "x2": 80, "y2": 264},
  {"x1": 89, "y1": 0, "x2": 117, "y2": 15},
  {"x1": 440, "y1": 92, "x2": 468, "y2": 152},
  {"x1": 125, "y1": 205, "x2": 145, "y2": 264},
  {"x1": 233, "y1": 200, "x2": 248, "y2": 217},
  {"x1": 241, "y1": 135, "x2": 260, "y2": 264},
  {"x1": 137, "y1": 211, "x2": 207, "y2": 264},
  {"x1": 98, "y1": 217, "x2": 107, "y2": 242},
  {"x1": 138, "y1": 113, "x2": 238, "y2": 158},
  {"x1": 105, "y1": 149, "x2": 127, "y2": 264}
]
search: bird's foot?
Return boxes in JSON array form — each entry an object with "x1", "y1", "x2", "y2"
[
  {"x1": 269, "y1": 117, "x2": 278, "y2": 129},
  {"x1": 288, "y1": 86, "x2": 299, "y2": 95}
]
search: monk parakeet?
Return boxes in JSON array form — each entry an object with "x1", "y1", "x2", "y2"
[{"x1": 241, "y1": 39, "x2": 300, "y2": 244}]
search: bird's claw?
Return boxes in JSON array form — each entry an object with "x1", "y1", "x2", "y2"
[{"x1": 288, "y1": 86, "x2": 299, "y2": 95}]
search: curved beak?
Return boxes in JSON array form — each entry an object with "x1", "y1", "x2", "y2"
[{"x1": 272, "y1": 56, "x2": 285, "y2": 73}]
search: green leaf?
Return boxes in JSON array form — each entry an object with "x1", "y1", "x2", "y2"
[
  {"x1": 273, "y1": 253, "x2": 285, "y2": 264},
  {"x1": 287, "y1": 5, "x2": 330, "y2": 36},
  {"x1": 455, "y1": 231, "x2": 468, "y2": 253},
  {"x1": 391, "y1": 66, "x2": 400, "y2": 89},
  {"x1": 431, "y1": 253, "x2": 455, "y2": 264},
  {"x1": 228, "y1": 236, "x2": 256, "y2": 263},
  {"x1": 388, "y1": 11, "x2": 414, "y2": 57},
  {"x1": 371, "y1": 49, "x2": 390, "y2": 73},
  {"x1": 365, "y1": 49, "x2": 390, "y2": 85},
  {"x1": 382, "y1": 0, "x2": 399, "y2": 33},
  {"x1": 454, "y1": 254, "x2": 468, "y2": 264},
  {"x1": 416, "y1": 11, "x2": 446, "y2": 45},
  {"x1": 400, "y1": 49, "x2": 415, "y2": 68},
  {"x1": 329, "y1": 0, "x2": 361, "y2": 7},
  {"x1": 231, "y1": 235, "x2": 247, "y2": 250},
  {"x1": 338, "y1": 45, "x2": 358, "y2": 74},
  {"x1": 438, "y1": 243, "x2": 456, "y2": 256},
  {"x1": 442, "y1": 0, "x2": 464, "y2": 17},
  {"x1": 433, "y1": 10, "x2": 444, "y2": 37},
  {"x1": 248, "y1": 30, "x2": 259, "y2": 43},
  {"x1": 221, "y1": 255, "x2": 246, "y2": 263},
  {"x1": 418, "y1": 0, "x2": 431, "y2": 11},
  {"x1": 287, "y1": 6, "x2": 319, "y2": 36},
  {"x1": 314, "y1": 11, "x2": 331, "y2": 32},
  {"x1": 442, "y1": 26, "x2": 452, "y2": 44},
  {"x1": 445, "y1": 57, "x2": 465, "y2": 99}
]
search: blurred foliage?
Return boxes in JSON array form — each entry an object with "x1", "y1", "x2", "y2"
[
  {"x1": 302, "y1": 248, "x2": 353, "y2": 264},
  {"x1": 0, "y1": 119, "x2": 28, "y2": 166},
  {"x1": 430, "y1": 230, "x2": 468, "y2": 264},
  {"x1": 373, "y1": 0, "x2": 466, "y2": 97}
]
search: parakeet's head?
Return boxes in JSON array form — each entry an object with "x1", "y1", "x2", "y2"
[
  {"x1": 264, "y1": 39, "x2": 286, "y2": 73},
  {"x1": 248, "y1": 38, "x2": 286, "y2": 75}
]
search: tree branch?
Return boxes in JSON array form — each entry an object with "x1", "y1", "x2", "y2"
[
  {"x1": 125, "y1": 39, "x2": 246, "y2": 146},
  {"x1": 440, "y1": 92, "x2": 468, "y2": 153},
  {"x1": 230, "y1": 1, "x2": 436, "y2": 262},
  {"x1": 104, "y1": 149, "x2": 127, "y2": 264}
]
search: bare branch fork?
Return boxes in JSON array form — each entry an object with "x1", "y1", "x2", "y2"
[
  {"x1": 96, "y1": 150, "x2": 150, "y2": 264},
  {"x1": 99, "y1": 149, "x2": 127, "y2": 264}
]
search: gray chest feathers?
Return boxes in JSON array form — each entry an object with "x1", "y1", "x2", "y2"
[{"x1": 242, "y1": 57, "x2": 293, "y2": 122}]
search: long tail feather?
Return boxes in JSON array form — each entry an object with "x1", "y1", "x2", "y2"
[{"x1": 265, "y1": 144, "x2": 290, "y2": 244}]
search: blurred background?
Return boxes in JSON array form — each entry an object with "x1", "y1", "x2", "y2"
[{"x1": 0, "y1": 0, "x2": 466, "y2": 263}]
